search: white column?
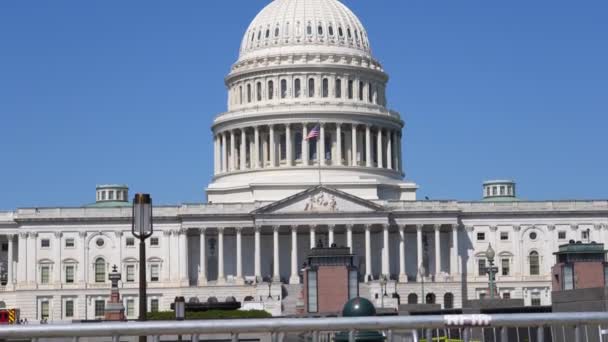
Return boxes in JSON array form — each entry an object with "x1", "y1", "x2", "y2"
[
  {"x1": 387, "y1": 131, "x2": 393, "y2": 170},
  {"x1": 214, "y1": 135, "x2": 219, "y2": 175},
  {"x1": 254, "y1": 126, "x2": 260, "y2": 169},
  {"x1": 365, "y1": 125, "x2": 372, "y2": 167},
  {"x1": 434, "y1": 225, "x2": 441, "y2": 280},
  {"x1": 397, "y1": 133, "x2": 403, "y2": 173},
  {"x1": 17, "y1": 233, "x2": 27, "y2": 285},
  {"x1": 451, "y1": 224, "x2": 460, "y2": 276},
  {"x1": 346, "y1": 225, "x2": 353, "y2": 253},
  {"x1": 351, "y1": 124, "x2": 358, "y2": 166},
  {"x1": 221, "y1": 133, "x2": 227, "y2": 172},
  {"x1": 289, "y1": 226, "x2": 299, "y2": 284},
  {"x1": 302, "y1": 124, "x2": 309, "y2": 166},
  {"x1": 230, "y1": 130, "x2": 236, "y2": 171},
  {"x1": 163, "y1": 231, "x2": 172, "y2": 282},
  {"x1": 254, "y1": 226, "x2": 261, "y2": 282},
  {"x1": 365, "y1": 225, "x2": 372, "y2": 282},
  {"x1": 27, "y1": 232, "x2": 37, "y2": 284},
  {"x1": 54, "y1": 232, "x2": 62, "y2": 285},
  {"x1": 382, "y1": 224, "x2": 389, "y2": 277},
  {"x1": 198, "y1": 229, "x2": 207, "y2": 285},
  {"x1": 398, "y1": 225, "x2": 407, "y2": 283},
  {"x1": 179, "y1": 229, "x2": 188, "y2": 285},
  {"x1": 235, "y1": 227, "x2": 243, "y2": 284},
  {"x1": 336, "y1": 124, "x2": 342, "y2": 166},
  {"x1": 309, "y1": 226, "x2": 316, "y2": 249},
  {"x1": 272, "y1": 226, "x2": 280, "y2": 282},
  {"x1": 269, "y1": 125, "x2": 276, "y2": 167},
  {"x1": 416, "y1": 224, "x2": 423, "y2": 281},
  {"x1": 320, "y1": 123, "x2": 326, "y2": 166},
  {"x1": 376, "y1": 128, "x2": 383, "y2": 168},
  {"x1": 7, "y1": 235, "x2": 13, "y2": 286},
  {"x1": 286, "y1": 123, "x2": 293, "y2": 166},
  {"x1": 79, "y1": 232, "x2": 87, "y2": 285},
  {"x1": 217, "y1": 228, "x2": 225, "y2": 284},
  {"x1": 328, "y1": 225, "x2": 335, "y2": 246},
  {"x1": 240, "y1": 129, "x2": 246, "y2": 170}
]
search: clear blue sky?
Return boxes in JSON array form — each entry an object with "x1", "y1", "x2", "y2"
[{"x1": 1, "y1": 0, "x2": 606, "y2": 209}]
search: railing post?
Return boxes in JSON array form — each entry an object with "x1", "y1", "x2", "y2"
[
  {"x1": 348, "y1": 330, "x2": 355, "y2": 342},
  {"x1": 386, "y1": 329, "x2": 393, "y2": 342},
  {"x1": 271, "y1": 332, "x2": 278, "y2": 342},
  {"x1": 500, "y1": 327, "x2": 508, "y2": 342},
  {"x1": 462, "y1": 327, "x2": 470, "y2": 342},
  {"x1": 425, "y1": 329, "x2": 432, "y2": 342},
  {"x1": 312, "y1": 331, "x2": 319, "y2": 342},
  {"x1": 575, "y1": 325, "x2": 581, "y2": 342},
  {"x1": 537, "y1": 326, "x2": 545, "y2": 342},
  {"x1": 112, "y1": 336, "x2": 120, "y2": 342},
  {"x1": 231, "y1": 333, "x2": 239, "y2": 342}
]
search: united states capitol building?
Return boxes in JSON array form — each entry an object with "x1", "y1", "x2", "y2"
[{"x1": 1, "y1": 0, "x2": 607, "y2": 322}]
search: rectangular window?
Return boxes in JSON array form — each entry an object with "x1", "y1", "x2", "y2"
[
  {"x1": 478, "y1": 259, "x2": 487, "y2": 276},
  {"x1": 348, "y1": 270, "x2": 359, "y2": 300},
  {"x1": 531, "y1": 294, "x2": 541, "y2": 306},
  {"x1": 126, "y1": 265, "x2": 135, "y2": 282},
  {"x1": 41, "y1": 266, "x2": 50, "y2": 284},
  {"x1": 347, "y1": 80, "x2": 353, "y2": 99},
  {"x1": 479, "y1": 293, "x2": 486, "y2": 300},
  {"x1": 151, "y1": 299, "x2": 159, "y2": 313},
  {"x1": 1, "y1": 243, "x2": 7, "y2": 252},
  {"x1": 65, "y1": 238, "x2": 75, "y2": 248},
  {"x1": 558, "y1": 231, "x2": 566, "y2": 240},
  {"x1": 335, "y1": 79, "x2": 342, "y2": 98},
  {"x1": 41, "y1": 239, "x2": 50, "y2": 248},
  {"x1": 477, "y1": 232, "x2": 485, "y2": 241},
  {"x1": 41, "y1": 301, "x2": 50, "y2": 320},
  {"x1": 94, "y1": 300, "x2": 105, "y2": 318},
  {"x1": 65, "y1": 300, "x2": 74, "y2": 318},
  {"x1": 501, "y1": 258, "x2": 510, "y2": 276},
  {"x1": 500, "y1": 232, "x2": 509, "y2": 241},
  {"x1": 126, "y1": 238, "x2": 135, "y2": 247},
  {"x1": 95, "y1": 262, "x2": 105, "y2": 283},
  {"x1": 503, "y1": 292, "x2": 511, "y2": 299},
  {"x1": 65, "y1": 265, "x2": 75, "y2": 284},
  {"x1": 307, "y1": 271, "x2": 318, "y2": 313},
  {"x1": 109, "y1": 190, "x2": 114, "y2": 200},
  {"x1": 126, "y1": 299, "x2": 135, "y2": 318},
  {"x1": 150, "y1": 237, "x2": 159, "y2": 246},
  {"x1": 582, "y1": 230, "x2": 590, "y2": 241},
  {"x1": 150, "y1": 265, "x2": 160, "y2": 282},
  {"x1": 564, "y1": 264, "x2": 574, "y2": 290}
]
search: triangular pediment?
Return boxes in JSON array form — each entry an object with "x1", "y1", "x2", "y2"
[{"x1": 252, "y1": 186, "x2": 385, "y2": 215}]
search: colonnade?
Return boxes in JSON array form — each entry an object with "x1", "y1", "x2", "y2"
[{"x1": 213, "y1": 123, "x2": 403, "y2": 175}]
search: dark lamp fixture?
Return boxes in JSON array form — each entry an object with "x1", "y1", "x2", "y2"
[
  {"x1": 486, "y1": 244, "x2": 496, "y2": 262},
  {"x1": 132, "y1": 194, "x2": 153, "y2": 239},
  {"x1": 174, "y1": 297, "x2": 186, "y2": 321}
]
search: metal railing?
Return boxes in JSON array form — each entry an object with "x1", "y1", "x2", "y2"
[{"x1": 1, "y1": 312, "x2": 608, "y2": 342}]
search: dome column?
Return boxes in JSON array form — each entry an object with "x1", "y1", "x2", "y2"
[
  {"x1": 302, "y1": 124, "x2": 309, "y2": 166},
  {"x1": 221, "y1": 133, "x2": 227, "y2": 173},
  {"x1": 213, "y1": 135, "x2": 219, "y2": 175},
  {"x1": 286, "y1": 123, "x2": 293, "y2": 166},
  {"x1": 397, "y1": 133, "x2": 403, "y2": 173},
  {"x1": 230, "y1": 130, "x2": 236, "y2": 171},
  {"x1": 269, "y1": 125, "x2": 276, "y2": 167},
  {"x1": 365, "y1": 125, "x2": 372, "y2": 167},
  {"x1": 254, "y1": 126, "x2": 260, "y2": 169},
  {"x1": 377, "y1": 128, "x2": 383, "y2": 168},
  {"x1": 240, "y1": 129, "x2": 247, "y2": 170},
  {"x1": 336, "y1": 123, "x2": 343, "y2": 166},
  {"x1": 387, "y1": 131, "x2": 393, "y2": 170},
  {"x1": 351, "y1": 124, "x2": 358, "y2": 166},
  {"x1": 320, "y1": 123, "x2": 326, "y2": 166}
]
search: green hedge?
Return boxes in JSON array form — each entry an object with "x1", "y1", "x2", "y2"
[{"x1": 147, "y1": 310, "x2": 272, "y2": 321}]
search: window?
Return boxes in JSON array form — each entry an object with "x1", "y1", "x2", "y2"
[
  {"x1": 1, "y1": 243, "x2": 6, "y2": 252},
  {"x1": 151, "y1": 299, "x2": 159, "y2": 313},
  {"x1": 65, "y1": 265, "x2": 75, "y2": 284},
  {"x1": 500, "y1": 232, "x2": 509, "y2": 241},
  {"x1": 96, "y1": 238, "x2": 104, "y2": 247},
  {"x1": 501, "y1": 258, "x2": 510, "y2": 276},
  {"x1": 294, "y1": 79, "x2": 301, "y2": 98},
  {"x1": 126, "y1": 237, "x2": 135, "y2": 247},
  {"x1": 478, "y1": 259, "x2": 487, "y2": 276},
  {"x1": 582, "y1": 230, "x2": 590, "y2": 241},
  {"x1": 558, "y1": 231, "x2": 566, "y2": 240},
  {"x1": 126, "y1": 299, "x2": 135, "y2": 317},
  {"x1": 101, "y1": 191, "x2": 106, "y2": 200},
  {"x1": 247, "y1": 84, "x2": 252, "y2": 103},
  {"x1": 307, "y1": 270, "x2": 318, "y2": 313},
  {"x1": 477, "y1": 232, "x2": 485, "y2": 241},
  {"x1": 529, "y1": 251, "x2": 540, "y2": 275},
  {"x1": 306, "y1": 24, "x2": 312, "y2": 35},
  {"x1": 529, "y1": 232, "x2": 537, "y2": 241},
  {"x1": 503, "y1": 292, "x2": 511, "y2": 299},
  {"x1": 95, "y1": 258, "x2": 106, "y2": 283},
  {"x1": 109, "y1": 191, "x2": 114, "y2": 200},
  {"x1": 65, "y1": 300, "x2": 74, "y2": 318},
  {"x1": 479, "y1": 293, "x2": 486, "y2": 300},
  {"x1": 444, "y1": 293, "x2": 454, "y2": 309},
  {"x1": 41, "y1": 266, "x2": 50, "y2": 284},
  {"x1": 531, "y1": 293, "x2": 541, "y2": 306},
  {"x1": 94, "y1": 300, "x2": 105, "y2": 318},
  {"x1": 317, "y1": 24, "x2": 323, "y2": 35},
  {"x1": 347, "y1": 80, "x2": 353, "y2": 99},
  {"x1": 338, "y1": 27, "x2": 344, "y2": 37},
  {"x1": 150, "y1": 237, "x2": 159, "y2": 247},
  {"x1": 281, "y1": 79, "x2": 287, "y2": 98},
  {"x1": 65, "y1": 238, "x2": 75, "y2": 248},
  {"x1": 274, "y1": 27, "x2": 279, "y2": 37},
  {"x1": 256, "y1": 82, "x2": 262, "y2": 101},
  {"x1": 239, "y1": 86, "x2": 243, "y2": 104},
  {"x1": 500, "y1": 186, "x2": 505, "y2": 195},
  {"x1": 308, "y1": 78, "x2": 315, "y2": 97},
  {"x1": 492, "y1": 187, "x2": 497, "y2": 196},
  {"x1": 368, "y1": 82, "x2": 373, "y2": 102},
  {"x1": 41, "y1": 239, "x2": 50, "y2": 248},
  {"x1": 407, "y1": 293, "x2": 418, "y2": 304},
  {"x1": 564, "y1": 264, "x2": 574, "y2": 290},
  {"x1": 126, "y1": 265, "x2": 135, "y2": 282},
  {"x1": 328, "y1": 25, "x2": 334, "y2": 36},
  {"x1": 41, "y1": 301, "x2": 50, "y2": 320},
  {"x1": 265, "y1": 29, "x2": 269, "y2": 38},
  {"x1": 268, "y1": 81, "x2": 274, "y2": 100},
  {"x1": 335, "y1": 79, "x2": 342, "y2": 98},
  {"x1": 150, "y1": 264, "x2": 160, "y2": 282},
  {"x1": 358, "y1": 81, "x2": 364, "y2": 100},
  {"x1": 322, "y1": 78, "x2": 329, "y2": 97}
]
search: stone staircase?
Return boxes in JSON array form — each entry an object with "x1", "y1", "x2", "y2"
[{"x1": 281, "y1": 284, "x2": 303, "y2": 316}]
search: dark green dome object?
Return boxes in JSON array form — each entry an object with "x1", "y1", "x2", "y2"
[{"x1": 342, "y1": 297, "x2": 377, "y2": 317}]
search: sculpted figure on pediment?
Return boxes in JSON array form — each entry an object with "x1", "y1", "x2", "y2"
[{"x1": 304, "y1": 192, "x2": 338, "y2": 213}]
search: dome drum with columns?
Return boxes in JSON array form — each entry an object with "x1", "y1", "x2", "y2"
[{"x1": 207, "y1": 0, "x2": 417, "y2": 203}]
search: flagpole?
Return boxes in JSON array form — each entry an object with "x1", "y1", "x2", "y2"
[{"x1": 317, "y1": 121, "x2": 322, "y2": 186}]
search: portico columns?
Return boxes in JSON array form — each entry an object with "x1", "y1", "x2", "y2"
[
  {"x1": 328, "y1": 225, "x2": 335, "y2": 246},
  {"x1": 416, "y1": 224, "x2": 423, "y2": 281},
  {"x1": 272, "y1": 226, "x2": 280, "y2": 282},
  {"x1": 179, "y1": 229, "x2": 189, "y2": 285},
  {"x1": 221, "y1": 133, "x2": 228, "y2": 172},
  {"x1": 198, "y1": 228, "x2": 207, "y2": 285},
  {"x1": 240, "y1": 129, "x2": 246, "y2": 170},
  {"x1": 7, "y1": 235, "x2": 13, "y2": 286},
  {"x1": 346, "y1": 225, "x2": 353, "y2": 253},
  {"x1": 382, "y1": 224, "x2": 389, "y2": 277},
  {"x1": 230, "y1": 130, "x2": 236, "y2": 171},
  {"x1": 365, "y1": 125, "x2": 372, "y2": 167},
  {"x1": 254, "y1": 126, "x2": 260, "y2": 169},
  {"x1": 254, "y1": 226, "x2": 261, "y2": 282},
  {"x1": 302, "y1": 124, "x2": 309, "y2": 166},
  {"x1": 377, "y1": 129, "x2": 383, "y2": 168},
  {"x1": 364, "y1": 225, "x2": 372, "y2": 282},
  {"x1": 217, "y1": 228, "x2": 225, "y2": 284},
  {"x1": 235, "y1": 227, "x2": 244, "y2": 284},
  {"x1": 451, "y1": 224, "x2": 460, "y2": 276},
  {"x1": 351, "y1": 124, "x2": 358, "y2": 166},
  {"x1": 17, "y1": 233, "x2": 26, "y2": 285},
  {"x1": 269, "y1": 125, "x2": 276, "y2": 167},
  {"x1": 309, "y1": 226, "x2": 316, "y2": 249},
  {"x1": 336, "y1": 124, "x2": 343, "y2": 165},
  {"x1": 387, "y1": 131, "x2": 393, "y2": 170},
  {"x1": 434, "y1": 225, "x2": 442, "y2": 279},
  {"x1": 290, "y1": 226, "x2": 299, "y2": 284},
  {"x1": 286, "y1": 124, "x2": 293, "y2": 166},
  {"x1": 398, "y1": 225, "x2": 407, "y2": 283}
]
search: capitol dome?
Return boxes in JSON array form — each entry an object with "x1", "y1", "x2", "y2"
[{"x1": 239, "y1": 0, "x2": 372, "y2": 61}]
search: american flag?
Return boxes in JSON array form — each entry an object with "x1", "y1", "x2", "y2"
[{"x1": 306, "y1": 124, "x2": 320, "y2": 140}]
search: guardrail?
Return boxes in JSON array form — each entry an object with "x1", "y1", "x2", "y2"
[{"x1": 1, "y1": 312, "x2": 608, "y2": 342}]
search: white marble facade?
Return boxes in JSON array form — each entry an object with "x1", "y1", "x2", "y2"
[{"x1": 1, "y1": 0, "x2": 607, "y2": 322}]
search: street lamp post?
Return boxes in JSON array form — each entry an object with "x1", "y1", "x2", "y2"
[
  {"x1": 380, "y1": 275, "x2": 387, "y2": 308},
  {"x1": 485, "y1": 244, "x2": 498, "y2": 300},
  {"x1": 418, "y1": 265, "x2": 425, "y2": 304},
  {"x1": 132, "y1": 194, "x2": 153, "y2": 342}
]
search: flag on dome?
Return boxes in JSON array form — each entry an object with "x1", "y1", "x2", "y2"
[{"x1": 306, "y1": 124, "x2": 320, "y2": 140}]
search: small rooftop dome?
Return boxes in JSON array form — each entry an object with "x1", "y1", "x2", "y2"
[
  {"x1": 93, "y1": 184, "x2": 130, "y2": 207},
  {"x1": 483, "y1": 180, "x2": 517, "y2": 201}
]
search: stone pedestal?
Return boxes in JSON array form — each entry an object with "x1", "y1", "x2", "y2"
[{"x1": 105, "y1": 265, "x2": 126, "y2": 321}]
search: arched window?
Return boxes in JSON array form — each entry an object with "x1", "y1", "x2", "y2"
[
  {"x1": 368, "y1": 82, "x2": 373, "y2": 103},
  {"x1": 407, "y1": 293, "x2": 418, "y2": 304},
  {"x1": 294, "y1": 79, "x2": 301, "y2": 98},
  {"x1": 529, "y1": 251, "x2": 540, "y2": 275},
  {"x1": 308, "y1": 78, "x2": 315, "y2": 98},
  {"x1": 359, "y1": 81, "x2": 364, "y2": 101},
  {"x1": 268, "y1": 81, "x2": 274, "y2": 100},
  {"x1": 307, "y1": 24, "x2": 312, "y2": 35},
  {"x1": 335, "y1": 79, "x2": 342, "y2": 98},
  {"x1": 444, "y1": 293, "x2": 454, "y2": 309},
  {"x1": 256, "y1": 82, "x2": 262, "y2": 101},
  {"x1": 281, "y1": 79, "x2": 287, "y2": 99},
  {"x1": 318, "y1": 24, "x2": 323, "y2": 35},
  {"x1": 275, "y1": 27, "x2": 280, "y2": 37},
  {"x1": 322, "y1": 78, "x2": 329, "y2": 98},
  {"x1": 426, "y1": 293, "x2": 436, "y2": 304},
  {"x1": 347, "y1": 28, "x2": 352, "y2": 39},
  {"x1": 338, "y1": 27, "x2": 344, "y2": 37},
  {"x1": 348, "y1": 80, "x2": 354, "y2": 99},
  {"x1": 265, "y1": 29, "x2": 270, "y2": 38},
  {"x1": 94, "y1": 258, "x2": 105, "y2": 283},
  {"x1": 285, "y1": 22, "x2": 290, "y2": 36},
  {"x1": 247, "y1": 84, "x2": 252, "y2": 103},
  {"x1": 328, "y1": 25, "x2": 334, "y2": 36},
  {"x1": 257, "y1": 31, "x2": 261, "y2": 41}
]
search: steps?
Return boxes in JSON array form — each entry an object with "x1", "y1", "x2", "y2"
[{"x1": 281, "y1": 284, "x2": 303, "y2": 316}]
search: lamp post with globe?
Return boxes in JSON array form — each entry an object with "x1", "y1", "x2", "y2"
[
  {"x1": 485, "y1": 244, "x2": 499, "y2": 299},
  {"x1": 132, "y1": 194, "x2": 153, "y2": 342},
  {"x1": 418, "y1": 265, "x2": 425, "y2": 303}
]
